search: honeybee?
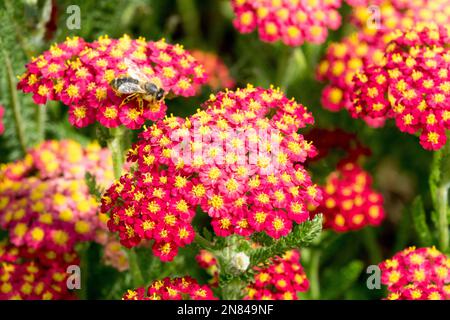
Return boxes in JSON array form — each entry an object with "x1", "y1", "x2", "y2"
[{"x1": 110, "y1": 58, "x2": 165, "y2": 109}]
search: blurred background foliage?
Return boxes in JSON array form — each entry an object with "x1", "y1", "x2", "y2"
[{"x1": 0, "y1": 0, "x2": 438, "y2": 300}]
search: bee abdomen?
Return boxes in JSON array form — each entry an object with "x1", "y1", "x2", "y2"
[{"x1": 110, "y1": 77, "x2": 139, "y2": 89}]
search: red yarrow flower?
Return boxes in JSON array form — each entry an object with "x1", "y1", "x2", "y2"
[
  {"x1": 18, "y1": 35, "x2": 208, "y2": 129},
  {"x1": 231, "y1": 0, "x2": 342, "y2": 46},
  {"x1": 196, "y1": 249, "x2": 309, "y2": 300},
  {"x1": 101, "y1": 85, "x2": 320, "y2": 261},
  {"x1": 0, "y1": 240, "x2": 78, "y2": 300},
  {"x1": 380, "y1": 246, "x2": 450, "y2": 300},
  {"x1": 0, "y1": 140, "x2": 113, "y2": 253},
  {"x1": 306, "y1": 128, "x2": 384, "y2": 232},
  {"x1": 122, "y1": 276, "x2": 217, "y2": 300},
  {"x1": 311, "y1": 161, "x2": 385, "y2": 232},
  {"x1": 351, "y1": 26, "x2": 450, "y2": 150}
]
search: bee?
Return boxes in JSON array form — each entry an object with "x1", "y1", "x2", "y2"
[{"x1": 110, "y1": 58, "x2": 165, "y2": 109}]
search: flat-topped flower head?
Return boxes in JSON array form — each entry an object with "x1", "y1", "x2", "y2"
[
  {"x1": 318, "y1": 1, "x2": 450, "y2": 128},
  {"x1": 246, "y1": 250, "x2": 309, "y2": 300},
  {"x1": 351, "y1": 26, "x2": 450, "y2": 150},
  {"x1": 316, "y1": 32, "x2": 386, "y2": 127},
  {"x1": 0, "y1": 241, "x2": 78, "y2": 300},
  {"x1": 231, "y1": 0, "x2": 342, "y2": 46},
  {"x1": 18, "y1": 35, "x2": 208, "y2": 129},
  {"x1": 101, "y1": 85, "x2": 320, "y2": 260},
  {"x1": 191, "y1": 50, "x2": 235, "y2": 93},
  {"x1": 122, "y1": 276, "x2": 217, "y2": 300},
  {"x1": 306, "y1": 129, "x2": 384, "y2": 231},
  {"x1": 352, "y1": 0, "x2": 450, "y2": 37},
  {"x1": 312, "y1": 161, "x2": 384, "y2": 232},
  {"x1": 196, "y1": 249, "x2": 309, "y2": 300},
  {"x1": 0, "y1": 140, "x2": 113, "y2": 253},
  {"x1": 380, "y1": 246, "x2": 450, "y2": 300}
]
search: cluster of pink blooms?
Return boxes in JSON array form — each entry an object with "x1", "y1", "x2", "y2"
[
  {"x1": 101, "y1": 85, "x2": 320, "y2": 261},
  {"x1": 18, "y1": 35, "x2": 207, "y2": 129},
  {"x1": 316, "y1": 32, "x2": 386, "y2": 127},
  {"x1": 196, "y1": 249, "x2": 309, "y2": 300},
  {"x1": 191, "y1": 50, "x2": 235, "y2": 93},
  {"x1": 0, "y1": 240, "x2": 78, "y2": 300},
  {"x1": 306, "y1": 129, "x2": 384, "y2": 231},
  {"x1": 0, "y1": 105, "x2": 4, "y2": 135},
  {"x1": 351, "y1": 26, "x2": 450, "y2": 150},
  {"x1": 312, "y1": 161, "x2": 384, "y2": 232},
  {"x1": 122, "y1": 276, "x2": 217, "y2": 300},
  {"x1": 0, "y1": 140, "x2": 113, "y2": 253},
  {"x1": 95, "y1": 232, "x2": 129, "y2": 272},
  {"x1": 317, "y1": 1, "x2": 450, "y2": 128},
  {"x1": 380, "y1": 246, "x2": 450, "y2": 300},
  {"x1": 231, "y1": 0, "x2": 342, "y2": 46},
  {"x1": 246, "y1": 250, "x2": 309, "y2": 300}
]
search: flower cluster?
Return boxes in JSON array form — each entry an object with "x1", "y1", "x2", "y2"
[
  {"x1": 0, "y1": 105, "x2": 4, "y2": 135},
  {"x1": 305, "y1": 129, "x2": 384, "y2": 231},
  {"x1": 0, "y1": 240, "x2": 78, "y2": 300},
  {"x1": 96, "y1": 232, "x2": 129, "y2": 272},
  {"x1": 0, "y1": 140, "x2": 113, "y2": 253},
  {"x1": 122, "y1": 277, "x2": 217, "y2": 300},
  {"x1": 102, "y1": 85, "x2": 320, "y2": 261},
  {"x1": 317, "y1": 1, "x2": 450, "y2": 127},
  {"x1": 191, "y1": 50, "x2": 235, "y2": 92},
  {"x1": 316, "y1": 32, "x2": 386, "y2": 126},
  {"x1": 311, "y1": 161, "x2": 384, "y2": 232},
  {"x1": 18, "y1": 35, "x2": 207, "y2": 129},
  {"x1": 231, "y1": 0, "x2": 342, "y2": 46},
  {"x1": 380, "y1": 246, "x2": 450, "y2": 300},
  {"x1": 246, "y1": 250, "x2": 309, "y2": 300},
  {"x1": 196, "y1": 249, "x2": 309, "y2": 300},
  {"x1": 351, "y1": 1, "x2": 450, "y2": 35},
  {"x1": 102, "y1": 168, "x2": 197, "y2": 261},
  {"x1": 351, "y1": 26, "x2": 450, "y2": 150}
]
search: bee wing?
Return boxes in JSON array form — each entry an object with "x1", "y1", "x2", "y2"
[
  {"x1": 116, "y1": 81, "x2": 146, "y2": 94},
  {"x1": 123, "y1": 58, "x2": 151, "y2": 82}
]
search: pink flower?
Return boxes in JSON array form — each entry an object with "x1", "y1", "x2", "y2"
[
  {"x1": 18, "y1": 36, "x2": 208, "y2": 129},
  {"x1": 231, "y1": 0, "x2": 343, "y2": 47}
]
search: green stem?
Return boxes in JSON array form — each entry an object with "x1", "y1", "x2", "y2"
[
  {"x1": 217, "y1": 235, "x2": 246, "y2": 300},
  {"x1": 221, "y1": 277, "x2": 246, "y2": 300},
  {"x1": 437, "y1": 184, "x2": 449, "y2": 252},
  {"x1": 127, "y1": 248, "x2": 145, "y2": 288},
  {"x1": 107, "y1": 127, "x2": 126, "y2": 179},
  {"x1": 78, "y1": 243, "x2": 90, "y2": 300},
  {"x1": 276, "y1": 46, "x2": 292, "y2": 91},
  {"x1": 309, "y1": 249, "x2": 321, "y2": 300},
  {"x1": 362, "y1": 227, "x2": 382, "y2": 264},
  {"x1": 194, "y1": 233, "x2": 214, "y2": 250},
  {"x1": 277, "y1": 47, "x2": 308, "y2": 92},
  {"x1": 36, "y1": 104, "x2": 46, "y2": 143},
  {"x1": 106, "y1": 127, "x2": 144, "y2": 286},
  {"x1": 176, "y1": 0, "x2": 201, "y2": 47},
  {"x1": 2, "y1": 47, "x2": 27, "y2": 155}
]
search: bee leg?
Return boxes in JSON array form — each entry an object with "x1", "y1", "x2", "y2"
[
  {"x1": 138, "y1": 97, "x2": 143, "y2": 110},
  {"x1": 120, "y1": 93, "x2": 137, "y2": 107}
]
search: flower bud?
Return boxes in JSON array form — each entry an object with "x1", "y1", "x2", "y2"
[{"x1": 231, "y1": 252, "x2": 250, "y2": 272}]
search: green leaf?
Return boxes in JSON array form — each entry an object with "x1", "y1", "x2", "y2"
[
  {"x1": 84, "y1": 172, "x2": 105, "y2": 201},
  {"x1": 411, "y1": 196, "x2": 433, "y2": 246},
  {"x1": 321, "y1": 260, "x2": 364, "y2": 299},
  {"x1": 249, "y1": 214, "x2": 323, "y2": 268}
]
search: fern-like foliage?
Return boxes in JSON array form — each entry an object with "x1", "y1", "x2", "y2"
[{"x1": 249, "y1": 214, "x2": 323, "y2": 268}]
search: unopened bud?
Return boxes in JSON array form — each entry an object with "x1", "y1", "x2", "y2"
[{"x1": 231, "y1": 252, "x2": 250, "y2": 272}]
